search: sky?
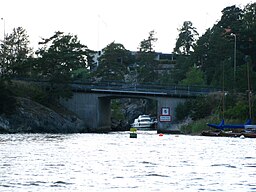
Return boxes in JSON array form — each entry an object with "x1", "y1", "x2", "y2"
[{"x1": 0, "y1": 0, "x2": 253, "y2": 53}]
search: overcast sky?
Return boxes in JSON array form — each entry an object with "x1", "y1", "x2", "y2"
[{"x1": 0, "y1": 0, "x2": 252, "y2": 53}]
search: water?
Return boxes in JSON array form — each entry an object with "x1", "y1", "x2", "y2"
[{"x1": 0, "y1": 131, "x2": 255, "y2": 192}]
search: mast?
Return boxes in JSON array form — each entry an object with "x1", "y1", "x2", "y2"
[
  {"x1": 246, "y1": 56, "x2": 252, "y2": 120},
  {"x1": 222, "y1": 60, "x2": 225, "y2": 119}
]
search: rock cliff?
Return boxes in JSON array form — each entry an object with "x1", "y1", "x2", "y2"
[{"x1": 0, "y1": 97, "x2": 88, "y2": 133}]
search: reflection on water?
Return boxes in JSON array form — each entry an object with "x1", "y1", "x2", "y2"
[{"x1": 0, "y1": 132, "x2": 256, "y2": 191}]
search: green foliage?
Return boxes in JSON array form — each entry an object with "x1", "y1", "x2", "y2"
[
  {"x1": 10, "y1": 80, "x2": 48, "y2": 105},
  {"x1": 95, "y1": 42, "x2": 133, "y2": 81},
  {"x1": 243, "y1": 3, "x2": 256, "y2": 65},
  {"x1": 180, "y1": 67, "x2": 205, "y2": 86},
  {"x1": 158, "y1": 71, "x2": 175, "y2": 85},
  {"x1": 71, "y1": 68, "x2": 91, "y2": 81},
  {"x1": 36, "y1": 32, "x2": 89, "y2": 78},
  {"x1": 35, "y1": 31, "x2": 90, "y2": 103},
  {"x1": 136, "y1": 30, "x2": 158, "y2": 83},
  {"x1": 111, "y1": 100, "x2": 125, "y2": 120},
  {"x1": 138, "y1": 30, "x2": 158, "y2": 52},
  {"x1": 0, "y1": 27, "x2": 33, "y2": 78},
  {"x1": 173, "y1": 2, "x2": 256, "y2": 97},
  {"x1": 225, "y1": 100, "x2": 248, "y2": 120},
  {"x1": 136, "y1": 52, "x2": 158, "y2": 83},
  {"x1": 180, "y1": 116, "x2": 220, "y2": 134},
  {"x1": 176, "y1": 96, "x2": 218, "y2": 121},
  {"x1": 219, "y1": 5, "x2": 244, "y2": 32},
  {"x1": 194, "y1": 29, "x2": 233, "y2": 87},
  {"x1": 175, "y1": 101, "x2": 190, "y2": 121},
  {"x1": 171, "y1": 55, "x2": 191, "y2": 84},
  {"x1": 176, "y1": 90, "x2": 254, "y2": 130},
  {"x1": 174, "y1": 21, "x2": 199, "y2": 55},
  {"x1": 0, "y1": 81, "x2": 17, "y2": 115}
]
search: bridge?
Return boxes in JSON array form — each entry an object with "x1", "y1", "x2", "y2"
[{"x1": 60, "y1": 81, "x2": 220, "y2": 132}]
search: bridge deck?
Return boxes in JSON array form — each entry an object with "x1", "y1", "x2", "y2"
[{"x1": 71, "y1": 82, "x2": 221, "y2": 98}]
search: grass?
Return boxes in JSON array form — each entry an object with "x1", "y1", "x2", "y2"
[{"x1": 180, "y1": 116, "x2": 221, "y2": 135}]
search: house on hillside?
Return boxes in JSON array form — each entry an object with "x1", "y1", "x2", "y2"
[
  {"x1": 90, "y1": 50, "x2": 177, "y2": 76},
  {"x1": 155, "y1": 52, "x2": 177, "y2": 74}
]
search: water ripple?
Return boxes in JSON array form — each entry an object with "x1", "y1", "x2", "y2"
[
  {"x1": 211, "y1": 164, "x2": 237, "y2": 168},
  {"x1": 0, "y1": 133, "x2": 255, "y2": 191},
  {"x1": 145, "y1": 173, "x2": 170, "y2": 177}
]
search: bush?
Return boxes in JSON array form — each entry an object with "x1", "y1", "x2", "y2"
[
  {"x1": 10, "y1": 81, "x2": 48, "y2": 105},
  {"x1": 111, "y1": 100, "x2": 125, "y2": 120},
  {"x1": 176, "y1": 96, "x2": 217, "y2": 121},
  {"x1": 0, "y1": 81, "x2": 17, "y2": 115},
  {"x1": 180, "y1": 116, "x2": 221, "y2": 134}
]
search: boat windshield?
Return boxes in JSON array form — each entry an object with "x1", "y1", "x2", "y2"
[{"x1": 140, "y1": 119, "x2": 151, "y2": 122}]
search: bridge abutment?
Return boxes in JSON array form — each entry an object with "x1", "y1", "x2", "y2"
[
  {"x1": 60, "y1": 93, "x2": 112, "y2": 132},
  {"x1": 156, "y1": 97, "x2": 185, "y2": 133}
]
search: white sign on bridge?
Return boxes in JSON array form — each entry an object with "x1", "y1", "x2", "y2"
[
  {"x1": 159, "y1": 115, "x2": 172, "y2": 122},
  {"x1": 161, "y1": 107, "x2": 170, "y2": 115}
]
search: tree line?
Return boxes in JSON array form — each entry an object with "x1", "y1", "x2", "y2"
[
  {"x1": 1, "y1": 3, "x2": 256, "y2": 122},
  {"x1": 175, "y1": 3, "x2": 256, "y2": 122}
]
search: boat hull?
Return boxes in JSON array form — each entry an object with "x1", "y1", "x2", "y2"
[
  {"x1": 131, "y1": 123, "x2": 156, "y2": 130},
  {"x1": 131, "y1": 115, "x2": 157, "y2": 130},
  {"x1": 201, "y1": 131, "x2": 256, "y2": 138}
]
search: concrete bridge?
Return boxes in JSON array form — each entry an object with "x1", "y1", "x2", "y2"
[{"x1": 60, "y1": 82, "x2": 220, "y2": 132}]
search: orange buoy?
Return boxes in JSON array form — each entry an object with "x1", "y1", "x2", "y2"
[{"x1": 159, "y1": 133, "x2": 164, "y2": 136}]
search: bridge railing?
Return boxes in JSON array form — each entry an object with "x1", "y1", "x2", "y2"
[
  {"x1": 12, "y1": 78, "x2": 221, "y2": 96},
  {"x1": 72, "y1": 80, "x2": 221, "y2": 97}
]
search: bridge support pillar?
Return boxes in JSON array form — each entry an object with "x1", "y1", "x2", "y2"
[
  {"x1": 60, "y1": 93, "x2": 111, "y2": 132},
  {"x1": 98, "y1": 97, "x2": 111, "y2": 131}
]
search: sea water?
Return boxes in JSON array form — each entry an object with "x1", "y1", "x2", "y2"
[{"x1": 0, "y1": 131, "x2": 255, "y2": 191}]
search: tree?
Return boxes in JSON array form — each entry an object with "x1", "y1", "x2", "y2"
[
  {"x1": 0, "y1": 27, "x2": 31, "y2": 115},
  {"x1": 180, "y1": 66, "x2": 205, "y2": 86},
  {"x1": 189, "y1": 5, "x2": 244, "y2": 88},
  {"x1": 174, "y1": 21, "x2": 199, "y2": 55},
  {"x1": 138, "y1": 30, "x2": 158, "y2": 52},
  {"x1": 136, "y1": 30, "x2": 158, "y2": 83},
  {"x1": 191, "y1": 27, "x2": 232, "y2": 87},
  {"x1": 176, "y1": 3, "x2": 256, "y2": 123},
  {"x1": 218, "y1": 5, "x2": 244, "y2": 33},
  {"x1": 176, "y1": 96, "x2": 215, "y2": 121},
  {"x1": 0, "y1": 27, "x2": 33, "y2": 78},
  {"x1": 242, "y1": 3, "x2": 256, "y2": 70},
  {"x1": 95, "y1": 42, "x2": 133, "y2": 81},
  {"x1": 171, "y1": 54, "x2": 191, "y2": 84},
  {"x1": 35, "y1": 31, "x2": 90, "y2": 102}
]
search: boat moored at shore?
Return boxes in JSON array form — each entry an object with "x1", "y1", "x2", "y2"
[{"x1": 131, "y1": 115, "x2": 157, "y2": 130}]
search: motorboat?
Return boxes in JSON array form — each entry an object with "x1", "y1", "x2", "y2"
[{"x1": 131, "y1": 115, "x2": 157, "y2": 130}]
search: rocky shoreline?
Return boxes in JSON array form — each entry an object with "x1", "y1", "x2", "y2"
[
  {"x1": 0, "y1": 97, "x2": 133, "y2": 134},
  {"x1": 0, "y1": 97, "x2": 88, "y2": 134}
]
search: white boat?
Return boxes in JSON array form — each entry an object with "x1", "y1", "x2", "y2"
[{"x1": 131, "y1": 115, "x2": 157, "y2": 129}]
